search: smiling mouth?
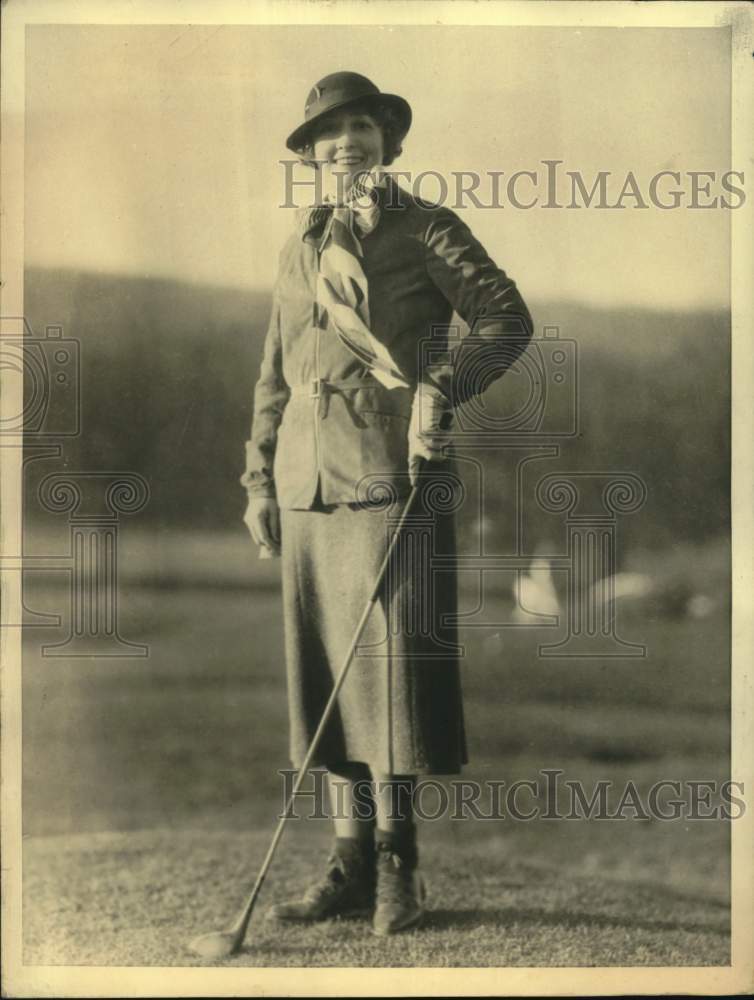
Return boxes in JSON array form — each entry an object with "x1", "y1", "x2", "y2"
[{"x1": 334, "y1": 156, "x2": 365, "y2": 165}]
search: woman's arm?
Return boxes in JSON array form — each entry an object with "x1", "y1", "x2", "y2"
[
  {"x1": 239, "y1": 286, "x2": 290, "y2": 500},
  {"x1": 422, "y1": 206, "x2": 534, "y2": 406}
]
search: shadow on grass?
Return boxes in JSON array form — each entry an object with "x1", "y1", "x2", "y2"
[{"x1": 426, "y1": 905, "x2": 730, "y2": 938}]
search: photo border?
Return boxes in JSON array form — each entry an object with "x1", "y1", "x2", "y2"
[{"x1": 2, "y1": 1, "x2": 752, "y2": 996}]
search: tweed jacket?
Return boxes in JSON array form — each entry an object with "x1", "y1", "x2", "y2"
[{"x1": 241, "y1": 175, "x2": 533, "y2": 509}]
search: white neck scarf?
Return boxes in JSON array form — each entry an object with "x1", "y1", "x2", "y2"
[{"x1": 301, "y1": 170, "x2": 410, "y2": 391}]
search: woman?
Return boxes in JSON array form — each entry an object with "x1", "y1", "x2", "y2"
[{"x1": 241, "y1": 71, "x2": 532, "y2": 935}]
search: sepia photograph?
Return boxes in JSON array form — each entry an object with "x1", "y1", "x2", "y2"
[{"x1": 1, "y1": 1, "x2": 752, "y2": 996}]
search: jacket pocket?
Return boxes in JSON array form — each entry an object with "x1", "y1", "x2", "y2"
[
  {"x1": 272, "y1": 399, "x2": 318, "y2": 506},
  {"x1": 353, "y1": 384, "x2": 413, "y2": 420},
  {"x1": 314, "y1": 390, "x2": 413, "y2": 503},
  {"x1": 358, "y1": 410, "x2": 410, "y2": 482}
]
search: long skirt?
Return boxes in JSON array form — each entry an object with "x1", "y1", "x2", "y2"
[{"x1": 279, "y1": 483, "x2": 467, "y2": 776}]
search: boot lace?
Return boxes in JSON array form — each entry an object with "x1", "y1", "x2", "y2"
[
  {"x1": 302, "y1": 852, "x2": 350, "y2": 905},
  {"x1": 376, "y1": 850, "x2": 413, "y2": 907}
]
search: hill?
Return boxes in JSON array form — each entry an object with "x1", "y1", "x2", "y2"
[{"x1": 21, "y1": 267, "x2": 729, "y2": 549}]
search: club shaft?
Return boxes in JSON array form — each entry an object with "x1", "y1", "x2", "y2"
[{"x1": 228, "y1": 482, "x2": 423, "y2": 945}]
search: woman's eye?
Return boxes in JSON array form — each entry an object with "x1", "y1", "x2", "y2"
[{"x1": 314, "y1": 118, "x2": 373, "y2": 142}]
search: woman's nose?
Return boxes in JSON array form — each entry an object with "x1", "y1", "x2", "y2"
[{"x1": 335, "y1": 129, "x2": 358, "y2": 149}]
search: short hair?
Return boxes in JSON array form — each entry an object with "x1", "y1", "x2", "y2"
[{"x1": 296, "y1": 100, "x2": 406, "y2": 168}]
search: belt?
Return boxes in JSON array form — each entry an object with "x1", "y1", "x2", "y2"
[{"x1": 289, "y1": 377, "x2": 379, "y2": 418}]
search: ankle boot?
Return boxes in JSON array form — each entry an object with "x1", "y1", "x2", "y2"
[
  {"x1": 266, "y1": 838, "x2": 375, "y2": 922},
  {"x1": 372, "y1": 831, "x2": 426, "y2": 935}
]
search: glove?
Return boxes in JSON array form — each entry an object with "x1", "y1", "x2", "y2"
[{"x1": 408, "y1": 382, "x2": 454, "y2": 486}]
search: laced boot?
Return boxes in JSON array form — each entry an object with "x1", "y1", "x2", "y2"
[
  {"x1": 266, "y1": 837, "x2": 375, "y2": 922},
  {"x1": 372, "y1": 830, "x2": 426, "y2": 935}
]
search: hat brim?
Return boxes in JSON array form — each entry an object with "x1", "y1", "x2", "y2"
[{"x1": 285, "y1": 93, "x2": 412, "y2": 154}]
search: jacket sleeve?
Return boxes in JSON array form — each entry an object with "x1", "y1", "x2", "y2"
[
  {"x1": 239, "y1": 285, "x2": 290, "y2": 499},
  {"x1": 422, "y1": 206, "x2": 533, "y2": 406}
]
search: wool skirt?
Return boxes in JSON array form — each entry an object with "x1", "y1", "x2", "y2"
[{"x1": 279, "y1": 484, "x2": 467, "y2": 776}]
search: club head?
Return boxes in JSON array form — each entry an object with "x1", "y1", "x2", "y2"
[{"x1": 188, "y1": 930, "x2": 242, "y2": 960}]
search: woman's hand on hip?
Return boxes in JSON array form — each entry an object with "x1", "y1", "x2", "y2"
[
  {"x1": 408, "y1": 383, "x2": 454, "y2": 486},
  {"x1": 244, "y1": 496, "x2": 281, "y2": 556}
]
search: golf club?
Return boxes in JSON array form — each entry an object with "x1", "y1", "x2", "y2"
[{"x1": 188, "y1": 472, "x2": 426, "y2": 959}]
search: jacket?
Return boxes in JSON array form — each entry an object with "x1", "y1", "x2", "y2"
[{"x1": 241, "y1": 175, "x2": 533, "y2": 509}]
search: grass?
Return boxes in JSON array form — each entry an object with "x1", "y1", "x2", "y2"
[
  {"x1": 23, "y1": 828, "x2": 729, "y2": 968},
  {"x1": 20, "y1": 533, "x2": 731, "y2": 966}
]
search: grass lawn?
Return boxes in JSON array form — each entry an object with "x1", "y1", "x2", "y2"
[
  {"x1": 23, "y1": 828, "x2": 729, "y2": 967},
  {"x1": 19, "y1": 533, "x2": 731, "y2": 966}
]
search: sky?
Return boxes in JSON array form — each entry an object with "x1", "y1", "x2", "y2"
[{"x1": 24, "y1": 23, "x2": 733, "y2": 308}]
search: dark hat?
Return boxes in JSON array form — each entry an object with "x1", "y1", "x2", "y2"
[{"x1": 286, "y1": 71, "x2": 412, "y2": 154}]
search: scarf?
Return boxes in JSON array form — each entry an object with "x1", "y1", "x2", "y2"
[{"x1": 298, "y1": 169, "x2": 410, "y2": 391}]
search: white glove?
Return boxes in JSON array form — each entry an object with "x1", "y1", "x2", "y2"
[{"x1": 408, "y1": 382, "x2": 454, "y2": 486}]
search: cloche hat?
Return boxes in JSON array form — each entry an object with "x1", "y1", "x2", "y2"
[{"x1": 286, "y1": 71, "x2": 412, "y2": 154}]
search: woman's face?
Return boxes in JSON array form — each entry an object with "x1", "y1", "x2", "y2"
[{"x1": 311, "y1": 109, "x2": 384, "y2": 193}]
